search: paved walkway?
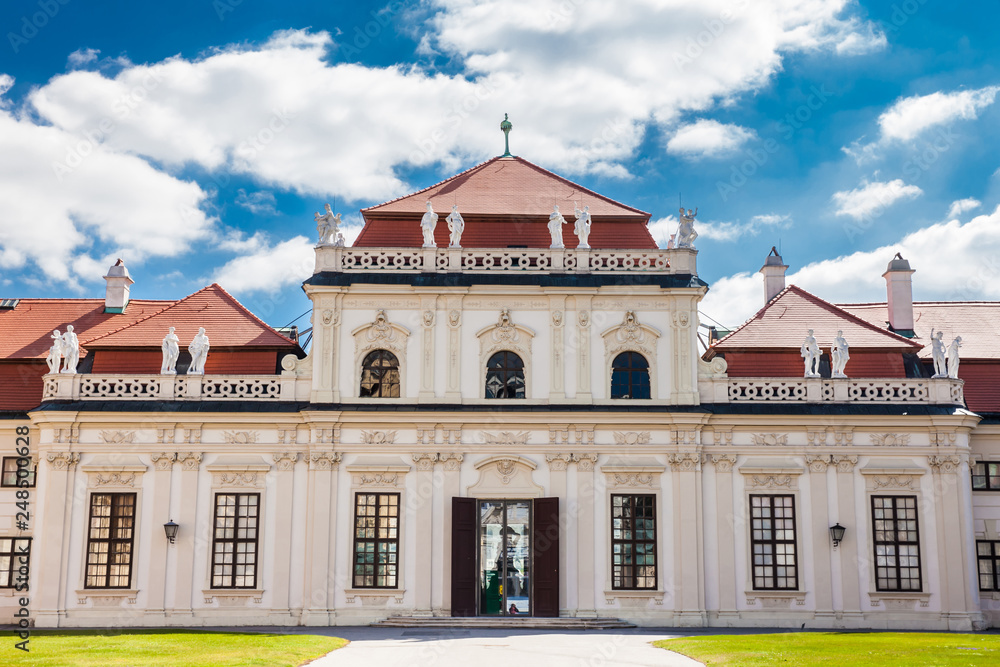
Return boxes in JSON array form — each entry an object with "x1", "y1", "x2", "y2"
[{"x1": 307, "y1": 627, "x2": 702, "y2": 666}]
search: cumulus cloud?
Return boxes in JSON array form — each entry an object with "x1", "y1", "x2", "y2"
[
  {"x1": 67, "y1": 48, "x2": 100, "y2": 68},
  {"x1": 701, "y1": 205, "x2": 1000, "y2": 328},
  {"x1": 666, "y1": 120, "x2": 755, "y2": 159},
  {"x1": 211, "y1": 236, "x2": 314, "y2": 294},
  {"x1": 699, "y1": 213, "x2": 792, "y2": 241},
  {"x1": 234, "y1": 189, "x2": 278, "y2": 215},
  {"x1": 831, "y1": 179, "x2": 922, "y2": 220},
  {"x1": 947, "y1": 197, "x2": 981, "y2": 219}
]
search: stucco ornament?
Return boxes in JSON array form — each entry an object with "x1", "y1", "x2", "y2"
[
  {"x1": 801, "y1": 329, "x2": 820, "y2": 378},
  {"x1": 490, "y1": 309, "x2": 520, "y2": 346},
  {"x1": 46, "y1": 329, "x2": 62, "y2": 374},
  {"x1": 930, "y1": 328, "x2": 947, "y2": 378},
  {"x1": 161, "y1": 326, "x2": 180, "y2": 374},
  {"x1": 187, "y1": 327, "x2": 210, "y2": 375},
  {"x1": 60, "y1": 324, "x2": 79, "y2": 374},
  {"x1": 831, "y1": 329, "x2": 850, "y2": 379},
  {"x1": 420, "y1": 201, "x2": 438, "y2": 248},
  {"x1": 548, "y1": 205, "x2": 565, "y2": 249},
  {"x1": 615, "y1": 311, "x2": 645, "y2": 345},
  {"x1": 314, "y1": 203, "x2": 340, "y2": 245},
  {"x1": 675, "y1": 207, "x2": 698, "y2": 248},
  {"x1": 366, "y1": 310, "x2": 397, "y2": 345},
  {"x1": 947, "y1": 336, "x2": 963, "y2": 379},
  {"x1": 573, "y1": 203, "x2": 592, "y2": 249},
  {"x1": 446, "y1": 205, "x2": 465, "y2": 248}
]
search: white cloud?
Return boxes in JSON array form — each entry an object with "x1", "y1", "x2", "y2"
[
  {"x1": 234, "y1": 189, "x2": 278, "y2": 215},
  {"x1": 832, "y1": 179, "x2": 923, "y2": 220},
  {"x1": 666, "y1": 120, "x2": 754, "y2": 159},
  {"x1": 701, "y1": 205, "x2": 1000, "y2": 328},
  {"x1": 699, "y1": 213, "x2": 792, "y2": 241},
  {"x1": 211, "y1": 236, "x2": 314, "y2": 294},
  {"x1": 67, "y1": 48, "x2": 100, "y2": 68},
  {"x1": 0, "y1": 74, "x2": 13, "y2": 98},
  {"x1": 947, "y1": 197, "x2": 981, "y2": 219}
]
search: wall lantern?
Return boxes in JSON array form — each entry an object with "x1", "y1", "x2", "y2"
[
  {"x1": 163, "y1": 520, "x2": 179, "y2": 545},
  {"x1": 830, "y1": 523, "x2": 846, "y2": 548}
]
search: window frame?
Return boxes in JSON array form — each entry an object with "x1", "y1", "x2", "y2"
[
  {"x1": 0, "y1": 536, "x2": 31, "y2": 589},
  {"x1": 610, "y1": 351, "x2": 652, "y2": 400},
  {"x1": 1, "y1": 457, "x2": 35, "y2": 488},
  {"x1": 359, "y1": 349, "x2": 401, "y2": 399},
  {"x1": 977, "y1": 540, "x2": 1000, "y2": 591},
  {"x1": 352, "y1": 492, "x2": 400, "y2": 589},
  {"x1": 84, "y1": 492, "x2": 137, "y2": 590},
  {"x1": 871, "y1": 494, "x2": 922, "y2": 592},
  {"x1": 484, "y1": 350, "x2": 526, "y2": 400},
  {"x1": 210, "y1": 492, "x2": 261, "y2": 590},
  {"x1": 972, "y1": 462, "x2": 1000, "y2": 491},
  {"x1": 610, "y1": 493, "x2": 658, "y2": 590},
  {"x1": 749, "y1": 494, "x2": 799, "y2": 591}
]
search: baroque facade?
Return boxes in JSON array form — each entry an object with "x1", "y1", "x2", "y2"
[{"x1": 1, "y1": 153, "x2": 996, "y2": 630}]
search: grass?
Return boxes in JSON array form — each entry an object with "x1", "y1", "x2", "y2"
[
  {"x1": 8, "y1": 629, "x2": 348, "y2": 666},
  {"x1": 655, "y1": 632, "x2": 1000, "y2": 666}
]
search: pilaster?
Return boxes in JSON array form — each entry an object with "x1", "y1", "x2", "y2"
[
  {"x1": 412, "y1": 452, "x2": 438, "y2": 615},
  {"x1": 35, "y1": 452, "x2": 79, "y2": 626},
  {"x1": 145, "y1": 452, "x2": 176, "y2": 621},
  {"x1": 669, "y1": 452, "x2": 705, "y2": 625},
  {"x1": 709, "y1": 454, "x2": 738, "y2": 619},
  {"x1": 805, "y1": 454, "x2": 834, "y2": 620},
  {"x1": 438, "y1": 449, "x2": 463, "y2": 614},
  {"x1": 303, "y1": 451, "x2": 341, "y2": 625},
  {"x1": 270, "y1": 452, "x2": 300, "y2": 622},
  {"x1": 832, "y1": 455, "x2": 862, "y2": 618},
  {"x1": 575, "y1": 452, "x2": 598, "y2": 616},
  {"x1": 546, "y1": 453, "x2": 573, "y2": 614}
]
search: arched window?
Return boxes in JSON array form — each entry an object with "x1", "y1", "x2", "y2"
[
  {"x1": 611, "y1": 352, "x2": 650, "y2": 399},
  {"x1": 360, "y1": 350, "x2": 400, "y2": 398},
  {"x1": 485, "y1": 351, "x2": 525, "y2": 399}
]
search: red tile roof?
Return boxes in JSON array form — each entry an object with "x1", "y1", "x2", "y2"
[
  {"x1": 708, "y1": 285, "x2": 923, "y2": 355},
  {"x1": 354, "y1": 156, "x2": 658, "y2": 249},
  {"x1": 840, "y1": 301, "x2": 1000, "y2": 360},
  {"x1": 83, "y1": 284, "x2": 296, "y2": 348}
]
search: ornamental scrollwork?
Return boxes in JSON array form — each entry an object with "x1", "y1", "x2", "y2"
[
  {"x1": 870, "y1": 433, "x2": 910, "y2": 447},
  {"x1": 613, "y1": 431, "x2": 651, "y2": 445},
  {"x1": 362, "y1": 430, "x2": 397, "y2": 445},
  {"x1": 751, "y1": 433, "x2": 788, "y2": 446}
]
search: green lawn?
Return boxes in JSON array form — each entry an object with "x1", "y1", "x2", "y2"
[
  {"x1": 655, "y1": 632, "x2": 1000, "y2": 666},
  {"x1": 7, "y1": 629, "x2": 347, "y2": 666}
]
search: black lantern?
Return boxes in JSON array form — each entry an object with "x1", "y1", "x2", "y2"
[
  {"x1": 163, "y1": 519, "x2": 179, "y2": 545},
  {"x1": 830, "y1": 523, "x2": 846, "y2": 548}
]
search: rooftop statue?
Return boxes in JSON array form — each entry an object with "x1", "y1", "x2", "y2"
[
  {"x1": 188, "y1": 327, "x2": 210, "y2": 375},
  {"x1": 421, "y1": 201, "x2": 438, "y2": 248},
  {"x1": 930, "y1": 328, "x2": 947, "y2": 378},
  {"x1": 574, "y1": 203, "x2": 592, "y2": 249},
  {"x1": 446, "y1": 205, "x2": 465, "y2": 248},
  {"x1": 46, "y1": 329, "x2": 62, "y2": 374},
  {"x1": 548, "y1": 205, "x2": 565, "y2": 249},
  {"x1": 947, "y1": 335, "x2": 963, "y2": 379},
  {"x1": 801, "y1": 328, "x2": 820, "y2": 378},
  {"x1": 161, "y1": 327, "x2": 180, "y2": 375},
  {"x1": 61, "y1": 324, "x2": 79, "y2": 374},
  {"x1": 676, "y1": 207, "x2": 698, "y2": 249},
  {"x1": 831, "y1": 329, "x2": 850, "y2": 378},
  {"x1": 334, "y1": 232, "x2": 346, "y2": 247},
  {"x1": 315, "y1": 203, "x2": 340, "y2": 246}
]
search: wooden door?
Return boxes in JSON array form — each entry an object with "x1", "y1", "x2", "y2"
[
  {"x1": 451, "y1": 497, "x2": 477, "y2": 616},
  {"x1": 532, "y1": 497, "x2": 560, "y2": 617}
]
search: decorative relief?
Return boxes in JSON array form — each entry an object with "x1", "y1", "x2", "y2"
[
  {"x1": 184, "y1": 428, "x2": 202, "y2": 445},
  {"x1": 176, "y1": 452, "x2": 202, "y2": 471},
  {"x1": 745, "y1": 475, "x2": 795, "y2": 489},
  {"x1": 833, "y1": 430, "x2": 854, "y2": 446},
  {"x1": 871, "y1": 475, "x2": 915, "y2": 490},
  {"x1": 224, "y1": 431, "x2": 259, "y2": 445},
  {"x1": 672, "y1": 430, "x2": 699, "y2": 446},
  {"x1": 928, "y1": 455, "x2": 962, "y2": 473},
  {"x1": 496, "y1": 459, "x2": 518, "y2": 483},
  {"x1": 713, "y1": 430, "x2": 733, "y2": 446},
  {"x1": 53, "y1": 426, "x2": 79, "y2": 444},
  {"x1": 602, "y1": 311, "x2": 660, "y2": 359},
  {"x1": 422, "y1": 310, "x2": 435, "y2": 328},
  {"x1": 157, "y1": 428, "x2": 175, "y2": 445},
  {"x1": 272, "y1": 452, "x2": 299, "y2": 471},
  {"x1": 309, "y1": 452, "x2": 342, "y2": 470},
  {"x1": 413, "y1": 453, "x2": 438, "y2": 471},
  {"x1": 313, "y1": 427, "x2": 340, "y2": 445},
  {"x1": 362, "y1": 430, "x2": 397, "y2": 445},
  {"x1": 216, "y1": 472, "x2": 262, "y2": 488},
  {"x1": 440, "y1": 453, "x2": 463, "y2": 471},
  {"x1": 614, "y1": 431, "x2": 651, "y2": 445},
  {"x1": 612, "y1": 473, "x2": 655, "y2": 488},
  {"x1": 870, "y1": 433, "x2": 911, "y2": 447},
  {"x1": 358, "y1": 473, "x2": 399, "y2": 487},
  {"x1": 709, "y1": 454, "x2": 738, "y2": 472},
  {"x1": 805, "y1": 455, "x2": 830, "y2": 473},
  {"x1": 46, "y1": 452, "x2": 80, "y2": 470},
  {"x1": 477, "y1": 309, "x2": 534, "y2": 360},
  {"x1": 576, "y1": 453, "x2": 599, "y2": 472},
  {"x1": 750, "y1": 433, "x2": 788, "y2": 446},
  {"x1": 277, "y1": 428, "x2": 296, "y2": 445},
  {"x1": 321, "y1": 309, "x2": 334, "y2": 326},
  {"x1": 574, "y1": 427, "x2": 596, "y2": 446},
  {"x1": 94, "y1": 472, "x2": 136, "y2": 488},
  {"x1": 671, "y1": 310, "x2": 692, "y2": 329},
  {"x1": 578, "y1": 311, "x2": 590, "y2": 327},
  {"x1": 930, "y1": 431, "x2": 957, "y2": 447},
  {"x1": 353, "y1": 310, "x2": 410, "y2": 364},
  {"x1": 100, "y1": 430, "x2": 136, "y2": 444},
  {"x1": 545, "y1": 454, "x2": 573, "y2": 471},
  {"x1": 551, "y1": 310, "x2": 564, "y2": 327},
  {"x1": 831, "y1": 455, "x2": 858, "y2": 473},
  {"x1": 668, "y1": 453, "x2": 699, "y2": 472},
  {"x1": 448, "y1": 310, "x2": 461, "y2": 328},
  {"x1": 151, "y1": 452, "x2": 176, "y2": 471},
  {"x1": 807, "y1": 430, "x2": 828, "y2": 447},
  {"x1": 483, "y1": 431, "x2": 529, "y2": 446}
]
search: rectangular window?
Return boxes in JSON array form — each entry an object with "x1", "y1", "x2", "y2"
[
  {"x1": 872, "y1": 495, "x2": 922, "y2": 591},
  {"x1": 750, "y1": 494, "x2": 798, "y2": 590},
  {"x1": 211, "y1": 493, "x2": 260, "y2": 589},
  {"x1": 1, "y1": 457, "x2": 35, "y2": 487},
  {"x1": 972, "y1": 462, "x2": 1000, "y2": 491},
  {"x1": 85, "y1": 493, "x2": 136, "y2": 589},
  {"x1": 977, "y1": 541, "x2": 1000, "y2": 591},
  {"x1": 0, "y1": 537, "x2": 31, "y2": 588},
  {"x1": 353, "y1": 492, "x2": 399, "y2": 588},
  {"x1": 611, "y1": 494, "x2": 657, "y2": 589}
]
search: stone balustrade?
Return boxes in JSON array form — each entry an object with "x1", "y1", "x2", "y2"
[
  {"x1": 42, "y1": 373, "x2": 296, "y2": 402},
  {"x1": 700, "y1": 377, "x2": 965, "y2": 405},
  {"x1": 314, "y1": 245, "x2": 694, "y2": 275}
]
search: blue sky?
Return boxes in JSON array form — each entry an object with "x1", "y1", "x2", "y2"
[{"x1": 1, "y1": 0, "x2": 998, "y2": 332}]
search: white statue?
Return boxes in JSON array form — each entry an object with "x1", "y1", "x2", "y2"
[
  {"x1": 46, "y1": 329, "x2": 62, "y2": 374},
  {"x1": 420, "y1": 201, "x2": 438, "y2": 248},
  {"x1": 947, "y1": 336, "x2": 963, "y2": 379},
  {"x1": 314, "y1": 203, "x2": 340, "y2": 245},
  {"x1": 573, "y1": 203, "x2": 592, "y2": 249},
  {"x1": 446, "y1": 205, "x2": 465, "y2": 248},
  {"x1": 930, "y1": 328, "x2": 947, "y2": 377},
  {"x1": 831, "y1": 329, "x2": 850, "y2": 378},
  {"x1": 60, "y1": 324, "x2": 79, "y2": 374},
  {"x1": 334, "y1": 232, "x2": 346, "y2": 247},
  {"x1": 548, "y1": 205, "x2": 565, "y2": 249},
  {"x1": 161, "y1": 327, "x2": 180, "y2": 375},
  {"x1": 187, "y1": 327, "x2": 210, "y2": 375},
  {"x1": 801, "y1": 328, "x2": 820, "y2": 377},
  {"x1": 676, "y1": 207, "x2": 698, "y2": 248}
]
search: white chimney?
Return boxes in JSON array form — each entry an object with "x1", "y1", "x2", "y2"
[
  {"x1": 103, "y1": 259, "x2": 134, "y2": 313},
  {"x1": 759, "y1": 247, "x2": 788, "y2": 304},
  {"x1": 883, "y1": 253, "x2": 915, "y2": 335}
]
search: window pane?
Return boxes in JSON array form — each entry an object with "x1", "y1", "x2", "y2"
[
  {"x1": 210, "y1": 493, "x2": 260, "y2": 589},
  {"x1": 872, "y1": 495, "x2": 922, "y2": 592},
  {"x1": 353, "y1": 492, "x2": 400, "y2": 588},
  {"x1": 610, "y1": 494, "x2": 656, "y2": 590},
  {"x1": 85, "y1": 494, "x2": 136, "y2": 589},
  {"x1": 749, "y1": 495, "x2": 798, "y2": 590}
]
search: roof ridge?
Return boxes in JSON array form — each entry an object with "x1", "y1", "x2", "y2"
[
  {"x1": 511, "y1": 157, "x2": 650, "y2": 216},
  {"x1": 207, "y1": 283, "x2": 298, "y2": 346},
  {"x1": 360, "y1": 157, "x2": 499, "y2": 212},
  {"x1": 77, "y1": 299, "x2": 179, "y2": 345}
]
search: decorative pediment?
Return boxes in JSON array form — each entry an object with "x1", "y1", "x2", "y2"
[
  {"x1": 81, "y1": 455, "x2": 147, "y2": 488},
  {"x1": 603, "y1": 458, "x2": 666, "y2": 489},
  {"x1": 206, "y1": 455, "x2": 272, "y2": 488},
  {"x1": 476, "y1": 309, "x2": 534, "y2": 358},
  {"x1": 859, "y1": 459, "x2": 926, "y2": 491},
  {"x1": 738, "y1": 459, "x2": 805, "y2": 490},
  {"x1": 467, "y1": 455, "x2": 543, "y2": 497},
  {"x1": 352, "y1": 310, "x2": 410, "y2": 358},
  {"x1": 346, "y1": 457, "x2": 411, "y2": 489},
  {"x1": 601, "y1": 311, "x2": 660, "y2": 358}
]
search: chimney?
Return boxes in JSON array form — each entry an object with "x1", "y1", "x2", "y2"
[
  {"x1": 883, "y1": 252, "x2": 915, "y2": 336},
  {"x1": 103, "y1": 259, "x2": 134, "y2": 313},
  {"x1": 759, "y1": 247, "x2": 788, "y2": 304}
]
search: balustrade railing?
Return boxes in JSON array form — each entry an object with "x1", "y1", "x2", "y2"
[
  {"x1": 704, "y1": 377, "x2": 963, "y2": 405},
  {"x1": 43, "y1": 374, "x2": 292, "y2": 402}
]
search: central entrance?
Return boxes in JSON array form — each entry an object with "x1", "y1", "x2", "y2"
[{"x1": 479, "y1": 500, "x2": 531, "y2": 616}]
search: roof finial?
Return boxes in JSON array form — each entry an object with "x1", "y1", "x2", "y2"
[{"x1": 500, "y1": 113, "x2": 513, "y2": 157}]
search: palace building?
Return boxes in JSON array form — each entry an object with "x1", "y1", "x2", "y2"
[{"x1": 2, "y1": 143, "x2": 999, "y2": 630}]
